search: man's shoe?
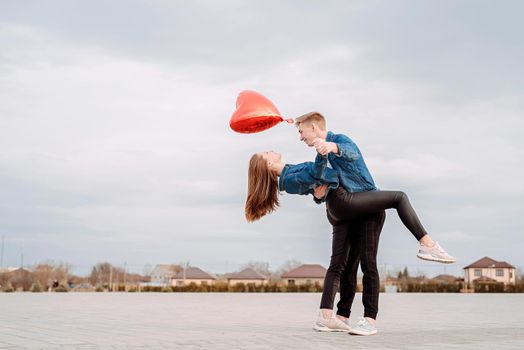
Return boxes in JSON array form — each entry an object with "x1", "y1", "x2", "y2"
[
  {"x1": 349, "y1": 317, "x2": 377, "y2": 336},
  {"x1": 417, "y1": 241, "x2": 456, "y2": 264},
  {"x1": 313, "y1": 311, "x2": 351, "y2": 332}
]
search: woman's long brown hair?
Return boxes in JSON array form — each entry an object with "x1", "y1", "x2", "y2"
[{"x1": 245, "y1": 154, "x2": 280, "y2": 222}]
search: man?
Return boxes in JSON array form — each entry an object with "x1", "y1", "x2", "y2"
[
  {"x1": 296, "y1": 111, "x2": 455, "y2": 334},
  {"x1": 296, "y1": 111, "x2": 386, "y2": 335}
]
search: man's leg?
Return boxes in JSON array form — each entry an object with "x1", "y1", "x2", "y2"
[
  {"x1": 360, "y1": 211, "x2": 385, "y2": 321},
  {"x1": 336, "y1": 218, "x2": 361, "y2": 320},
  {"x1": 314, "y1": 215, "x2": 352, "y2": 332},
  {"x1": 349, "y1": 211, "x2": 385, "y2": 336},
  {"x1": 319, "y1": 220, "x2": 351, "y2": 311}
]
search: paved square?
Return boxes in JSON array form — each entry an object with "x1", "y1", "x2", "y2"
[{"x1": 1, "y1": 293, "x2": 523, "y2": 349}]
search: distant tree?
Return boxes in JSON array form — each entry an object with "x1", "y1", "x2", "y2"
[
  {"x1": 51, "y1": 263, "x2": 71, "y2": 285},
  {"x1": 516, "y1": 268, "x2": 524, "y2": 284},
  {"x1": 243, "y1": 261, "x2": 271, "y2": 276},
  {"x1": 143, "y1": 264, "x2": 152, "y2": 277},
  {"x1": 403, "y1": 266, "x2": 410, "y2": 278},
  {"x1": 31, "y1": 281, "x2": 43, "y2": 292},
  {"x1": 89, "y1": 262, "x2": 124, "y2": 288},
  {"x1": 277, "y1": 260, "x2": 302, "y2": 275},
  {"x1": 32, "y1": 263, "x2": 54, "y2": 289}
]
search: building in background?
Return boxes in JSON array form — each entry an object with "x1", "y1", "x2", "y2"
[
  {"x1": 227, "y1": 268, "x2": 268, "y2": 286},
  {"x1": 280, "y1": 264, "x2": 326, "y2": 286},
  {"x1": 150, "y1": 264, "x2": 181, "y2": 285},
  {"x1": 172, "y1": 266, "x2": 216, "y2": 287},
  {"x1": 463, "y1": 257, "x2": 516, "y2": 286}
]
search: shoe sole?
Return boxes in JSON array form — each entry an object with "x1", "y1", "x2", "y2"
[
  {"x1": 349, "y1": 329, "x2": 377, "y2": 336},
  {"x1": 313, "y1": 325, "x2": 349, "y2": 332},
  {"x1": 417, "y1": 253, "x2": 456, "y2": 264}
]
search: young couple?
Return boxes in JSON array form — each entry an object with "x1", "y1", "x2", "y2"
[{"x1": 244, "y1": 112, "x2": 457, "y2": 335}]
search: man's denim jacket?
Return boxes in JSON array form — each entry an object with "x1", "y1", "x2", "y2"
[{"x1": 325, "y1": 131, "x2": 377, "y2": 193}]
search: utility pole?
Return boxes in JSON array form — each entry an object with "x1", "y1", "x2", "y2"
[
  {"x1": 123, "y1": 261, "x2": 127, "y2": 292},
  {"x1": 109, "y1": 265, "x2": 113, "y2": 292},
  {"x1": 0, "y1": 235, "x2": 4, "y2": 269}
]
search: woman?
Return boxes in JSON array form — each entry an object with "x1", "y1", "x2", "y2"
[
  {"x1": 246, "y1": 149, "x2": 456, "y2": 334},
  {"x1": 245, "y1": 150, "x2": 456, "y2": 262}
]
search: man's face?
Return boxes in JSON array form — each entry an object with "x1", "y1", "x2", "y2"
[{"x1": 298, "y1": 121, "x2": 318, "y2": 146}]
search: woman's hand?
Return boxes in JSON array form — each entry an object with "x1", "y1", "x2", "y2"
[{"x1": 313, "y1": 184, "x2": 328, "y2": 199}]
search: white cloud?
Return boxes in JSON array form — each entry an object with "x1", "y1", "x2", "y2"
[{"x1": 1, "y1": 2, "x2": 523, "y2": 276}]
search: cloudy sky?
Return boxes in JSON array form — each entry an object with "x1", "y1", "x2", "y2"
[{"x1": 1, "y1": 1, "x2": 523, "y2": 277}]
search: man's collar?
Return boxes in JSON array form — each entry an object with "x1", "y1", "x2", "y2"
[{"x1": 326, "y1": 131, "x2": 334, "y2": 142}]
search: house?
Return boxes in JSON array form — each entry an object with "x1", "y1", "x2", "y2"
[
  {"x1": 150, "y1": 264, "x2": 181, "y2": 285},
  {"x1": 0, "y1": 267, "x2": 20, "y2": 274},
  {"x1": 463, "y1": 257, "x2": 516, "y2": 286},
  {"x1": 227, "y1": 268, "x2": 268, "y2": 286},
  {"x1": 280, "y1": 264, "x2": 326, "y2": 286},
  {"x1": 171, "y1": 266, "x2": 216, "y2": 287},
  {"x1": 431, "y1": 274, "x2": 462, "y2": 284},
  {"x1": 0, "y1": 267, "x2": 33, "y2": 291}
]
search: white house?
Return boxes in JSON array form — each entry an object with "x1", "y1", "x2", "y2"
[
  {"x1": 171, "y1": 266, "x2": 216, "y2": 287},
  {"x1": 463, "y1": 257, "x2": 516, "y2": 286},
  {"x1": 150, "y1": 264, "x2": 181, "y2": 285},
  {"x1": 280, "y1": 264, "x2": 326, "y2": 286}
]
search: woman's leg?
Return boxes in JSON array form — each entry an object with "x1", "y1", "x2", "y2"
[
  {"x1": 328, "y1": 189, "x2": 428, "y2": 241},
  {"x1": 327, "y1": 188, "x2": 456, "y2": 264}
]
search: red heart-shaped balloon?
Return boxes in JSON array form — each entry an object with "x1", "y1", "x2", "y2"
[{"x1": 230, "y1": 90, "x2": 284, "y2": 133}]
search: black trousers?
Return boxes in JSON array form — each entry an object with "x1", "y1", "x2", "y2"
[
  {"x1": 326, "y1": 188, "x2": 428, "y2": 241},
  {"x1": 320, "y1": 209, "x2": 385, "y2": 319}
]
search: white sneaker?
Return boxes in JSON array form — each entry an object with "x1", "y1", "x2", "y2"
[
  {"x1": 349, "y1": 317, "x2": 377, "y2": 336},
  {"x1": 313, "y1": 311, "x2": 351, "y2": 332},
  {"x1": 417, "y1": 241, "x2": 456, "y2": 264}
]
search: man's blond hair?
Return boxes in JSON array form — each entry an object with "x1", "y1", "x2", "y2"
[{"x1": 295, "y1": 112, "x2": 326, "y2": 130}]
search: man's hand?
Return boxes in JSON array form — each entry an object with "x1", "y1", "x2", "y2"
[
  {"x1": 313, "y1": 184, "x2": 328, "y2": 199},
  {"x1": 313, "y1": 138, "x2": 338, "y2": 155}
]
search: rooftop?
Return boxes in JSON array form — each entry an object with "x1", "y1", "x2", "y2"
[{"x1": 281, "y1": 264, "x2": 327, "y2": 279}]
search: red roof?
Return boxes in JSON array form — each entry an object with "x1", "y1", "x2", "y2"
[
  {"x1": 281, "y1": 264, "x2": 327, "y2": 279},
  {"x1": 463, "y1": 257, "x2": 515, "y2": 269}
]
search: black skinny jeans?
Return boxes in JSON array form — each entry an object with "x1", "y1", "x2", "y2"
[
  {"x1": 320, "y1": 187, "x2": 428, "y2": 318},
  {"x1": 326, "y1": 188, "x2": 428, "y2": 241},
  {"x1": 320, "y1": 211, "x2": 385, "y2": 319}
]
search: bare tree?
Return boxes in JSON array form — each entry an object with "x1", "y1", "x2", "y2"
[
  {"x1": 277, "y1": 259, "x2": 302, "y2": 275},
  {"x1": 89, "y1": 262, "x2": 124, "y2": 287},
  {"x1": 32, "y1": 263, "x2": 54, "y2": 289},
  {"x1": 242, "y1": 261, "x2": 271, "y2": 276}
]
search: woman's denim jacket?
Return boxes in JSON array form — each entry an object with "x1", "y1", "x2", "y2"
[{"x1": 278, "y1": 153, "x2": 339, "y2": 202}]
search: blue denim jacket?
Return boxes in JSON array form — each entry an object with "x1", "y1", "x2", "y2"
[
  {"x1": 325, "y1": 131, "x2": 377, "y2": 192},
  {"x1": 278, "y1": 153, "x2": 339, "y2": 200}
]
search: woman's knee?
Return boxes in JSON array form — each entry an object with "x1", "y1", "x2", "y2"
[{"x1": 394, "y1": 191, "x2": 408, "y2": 205}]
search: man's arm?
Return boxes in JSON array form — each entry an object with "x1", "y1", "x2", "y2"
[{"x1": 315, "y1": 136, "x2": 360, "y2": 161}]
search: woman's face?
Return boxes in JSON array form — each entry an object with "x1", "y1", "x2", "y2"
[{"x1": 259, "y1": 151, "x2": 282, "y2": 164}]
